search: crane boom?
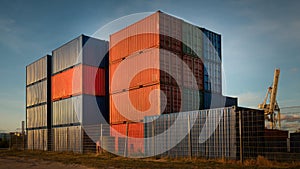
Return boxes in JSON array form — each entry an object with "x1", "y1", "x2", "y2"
[
  {"x1": 258, "y1": 68, "x2": 281, "y2": 129},
  {"x1": 269, "y1": 69, "x2": 280, "y2": 114}
]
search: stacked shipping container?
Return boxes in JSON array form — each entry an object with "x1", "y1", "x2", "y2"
[
  {"x1": 109, "y1": 11, "x2": 235, "y2": 153},
  {"x1": 51, "y1": 35, "x2": 109, "y2": 153},
  {"x1": 26, "y1": 55, "x2": 51, "y2": 151},
  {"x1": 109, "y1": 11, "x2": 186, "y2": 153}
]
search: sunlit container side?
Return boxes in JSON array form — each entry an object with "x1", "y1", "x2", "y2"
[
  {"x1": 52, "y1": 96, "x2": 82, "y2": 126},
  {"x1": 182, "y1": 22, "x2": 203, "y2": 58},
  {"x1": 26, "y1": 56, "x2": 48, "y2": 85},
  {"x1": 110, "y1": 85, "x2": 161, "y2": 124},
  {"x1": 26, "y1": 80, "x2": 47, "y2": 107},
  {"x1": 109, "y1": 48, "x2": 160, "y2": 94},
  {"x1": 110, "y1": 12, "x2": 159, "y2": 62},
  {"x1": 52, "y1": 95, "x2": 108, "y2": 127},
  {"x1": 110, "y1": 123, "x2": 144, "y2": 156},
  {"x1": 52, "y1": 64, "x2": 105, "y2": 101},
  {"x1": 144, "y1": 107, "x2": 264, "y2": 160},
  {"x1": 27, "y1": 129, "x2": 47, "y2": 151},
  {"x1": 109, "y1": 48, "x2": 183, "y2": 94},
  {"x1": 27, "y1": 104, "x2": 47, "y2": 129},
  {"x1": 52, "y1": 35, "x2": 108, "y2": 74},
  {"x1": 109, "y1": 11, "x2": 182, "y2": 63},
  {"x1": 26, "y1": 55, "x2": 51, "y2": 151},
  {"x1": 52, "y1": 126, "x2": 82, "y2": 153}
]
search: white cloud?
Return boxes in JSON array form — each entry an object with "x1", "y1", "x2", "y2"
[{"x1": 236, "y1": 92, "x2": 264, "y2": 108}]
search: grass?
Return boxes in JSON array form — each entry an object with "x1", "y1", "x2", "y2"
[{"x1": 1, "y1": 150, "x2": 300, "y2": 169}]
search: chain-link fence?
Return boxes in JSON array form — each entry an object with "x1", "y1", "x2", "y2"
[{"x1": 25, "y1": 106, "x2": 300, "y2": 162}]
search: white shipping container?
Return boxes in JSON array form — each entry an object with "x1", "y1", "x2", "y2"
[
  {"x1": 26, "y1": 104, "x2": 47, "y2": 128},
  {"x1": 26, "y1": 56, "x2": 48, "y2": 85},
  {"x1": 26, "y1": 80, "x2": 47, "y2": 107},
  {"x1": 52, "y1": 35, "x2": 108, "y2": 74}
]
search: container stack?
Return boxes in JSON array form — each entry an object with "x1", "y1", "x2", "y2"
[
  {"x1": 26, "y1": 55, "x2": 51, "y2": 151},
  {"x1": 109, "y1": 11, "x2": 237, "y2": 155},
  {"x1": 109, "y1": 11, "x2": 200, "y2": 155},
  {"x1": 51, "y1": 35, "x2": 109, "y2": 153}
]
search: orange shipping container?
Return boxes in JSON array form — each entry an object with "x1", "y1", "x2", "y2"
[
  {"x1": 110, "y1": 84, "x2": 175, "y2": 124},
  {"x1": 109, "y1": 11, "x2": 182, "y2": 62},
  {"x1": 110, "y1": 123, "x2": 144, "y2": 154},
  {"x1": 109, "y1": 48, "x2": 182, "y2": 94},
  {"x1": 52, "y1": 64, "x2": 105, "y2": 100}
]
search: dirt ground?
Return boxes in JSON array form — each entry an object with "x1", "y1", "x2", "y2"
[{"x1": 0, "y1": 156, "x2": 93, "y2": 169}]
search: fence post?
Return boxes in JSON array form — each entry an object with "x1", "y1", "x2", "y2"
[
  {"x1": 239, "y1": 110, "x2": 243, "y2": 163},
  {"x1": 152, "y1": 120, "x2": 155, "y2": 157},
  {"x1": 124, "y1": 122, "x2": 129, "y2": 157},
  {"x1": 188, "y1": 113, "x2": 192, "y2": 158}
]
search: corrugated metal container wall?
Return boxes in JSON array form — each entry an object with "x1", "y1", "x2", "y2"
[
  {"x1": 52, "y1": 95, "x2": 108, "y2": 127},
  {"x1": 82, "y1": 65, "x2": 105, "y2": 96},
  {"x1": 26, "y1": 104, "x2": 47, "y2": 128},
  {"x1": 182, "y1": 55, "x2": 194, "y2": 89},
  {"x1": 53, "y1": 126, "x2": 82, "y2": 152},
  {"x1": 182, "y1": 88, "x2": 203, "y2": 111},
  {"x1": 27, "y1": 129, "x2": 47, "y2": 150},
  {"x1": 193, "y1": 57, "x2": 204, "y2": 90},
  {"x1": 110, "y1": 123, "x2": 144, "y2": 155},
  {"x1": 26, "y1": 56, "x2": 47, "y2": 85},
  {"x1": 82, "y1": 36, "x2": 109, "y2": 68},
  {"x1": 82, "y1": 95, "x2": 108, "y2": 126},
  {"x1": 110, "y1": 85, "x2": 161, "y2": 124},
  {"x1": 52, "y1": 35, "x2": 108, "y2": 74},
  {"x1": 27, "y1": 130, "x2": 34, "y2": 150},
  {"x1": 52, "y1": 65, "x2": 82, "y2": 100},
  {"x1": 160, "y1": 49, "x2": 182, "y2": 86},
  {"x1": 172, "y1": 86, "x2": 182, "y2": 112},
  {"x1": 182, "y1": 22, "x2": 203, "y2": 57},
  {"x1": 159, "y1": 12, "x2": 182, "y2": 53},
  {"x1": 52, "y1": 36, "x2": 82, "y2": 74},
  {"x1": 204, "y1": 62, "x2": 222, "y2": 93},
  {"x1": 26, "y1": 80, "x2": 47, "y2": 107},
  {"x1": 202, "y1": 28, "x2": 222, "y2": 94},
  {"x1": 225, "y1": 96, "x2": 238, "y2": 107},
  {"x1": 52, "y1": 65, "x2": 105, "y2": 101},
  {"x1": 110, "y1": 12, "x2": 159, "y2": 62},
  {"x1": 204, "y1": 93, "x2": 237, "y2": 109},
  {"x1": 52, "y1": 96, "x2": 82, "y2": 126},
  {"x1": 109, "y1": 48, "x2": 160, "y2": 94},
  {"x1": 201, "y1": 28, "x2": 221, "y2": 62}
]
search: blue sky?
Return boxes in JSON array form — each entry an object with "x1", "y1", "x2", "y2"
[{"x1": 0, "y1": 0, "x2": 299, "y2": 132}]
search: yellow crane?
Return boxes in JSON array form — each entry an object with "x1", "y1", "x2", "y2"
[{"x1": 258, "y1": 68, "x2": 281, "y2": 129}]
